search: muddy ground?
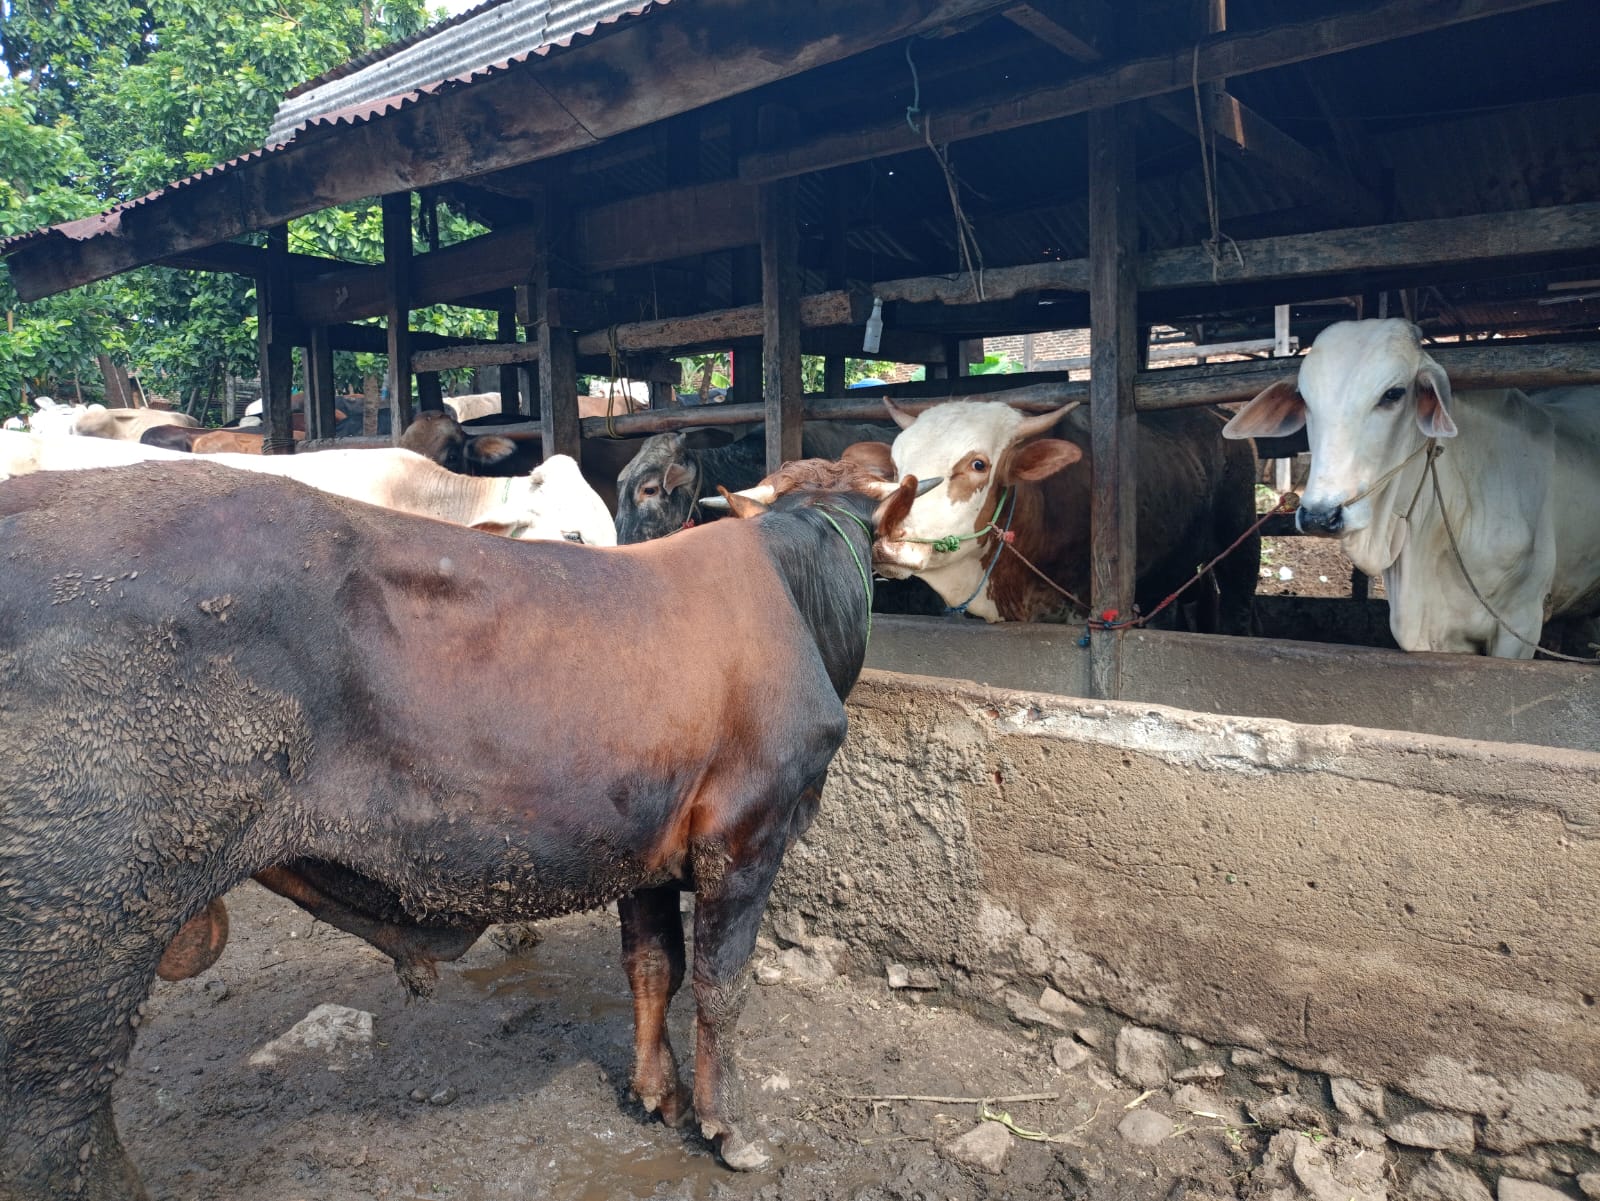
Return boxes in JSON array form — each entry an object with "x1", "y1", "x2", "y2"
[{"x1": 122, "y1": 885, "x2": 1271, "y2": 1201}]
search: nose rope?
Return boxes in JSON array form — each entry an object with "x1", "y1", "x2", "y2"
[{"x1": 897, "y1": 488, "x2": 1011, "y2": 552}]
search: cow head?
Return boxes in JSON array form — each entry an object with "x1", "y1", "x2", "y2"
[
  {"x1": 471, "y1": 454, "x2": 618, "y2": 546},
  {"x1": 870, "y1": 399, "x2": 1083, "y2": 579},
  {"x1": 1222, "y1": 320, "x2": 1457, "y2": 563},
  {"x1": 614, "y1": 428, "x2": 737, "y2": 544},
  {"x1": 399, "y1": 410, "x2": 467, "y2": 473}
]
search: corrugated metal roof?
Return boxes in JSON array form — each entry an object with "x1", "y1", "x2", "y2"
[
  {"x1": 0, "y1": 0, "x2": 662, "y2": 255},
  {"x1": 267, "y1": 0, "x2": 655, "y2": 148}
]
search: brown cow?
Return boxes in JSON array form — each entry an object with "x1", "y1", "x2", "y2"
[{"x1": 0, "y1": 455, "x2": 931, "y2": 1196}]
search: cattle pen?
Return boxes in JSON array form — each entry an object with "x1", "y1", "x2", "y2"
[{"x1": 4, "y1": 1, "x2": 1600, "y2": 1198}]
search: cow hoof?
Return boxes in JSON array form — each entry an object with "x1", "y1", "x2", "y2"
[
  {"x1": 157, "y1": 899, "x2": 230, "y2": 981},
  {"x1": 715, "y1": 1130, "x2": 772, "y2": 1172},
  {"x1": 637, "y1": 1088, "x2": 693, "y2": 1129}
]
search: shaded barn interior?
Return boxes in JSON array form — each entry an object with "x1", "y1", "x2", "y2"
[{"x1": 4, "y1": 0, "x2": 1599, "y2": 701}]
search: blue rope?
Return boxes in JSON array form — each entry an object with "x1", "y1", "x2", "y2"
[{"x1": 945, "y1": 489, "x2": 1017, "y2": 617}]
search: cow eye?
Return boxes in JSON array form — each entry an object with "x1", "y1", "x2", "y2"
[
  {"x1": 641, "y1": 483, "x2": 660, "y2": 498},
  {"x1": 970, "y1": 458, "x2": 988, "y2": 472},
  {"x1": 562, "y1": 531, "x2": 584, "y2": 543},
  {"x1": 1378, "y1": 386, "x2": 1406, "y2": 406}
]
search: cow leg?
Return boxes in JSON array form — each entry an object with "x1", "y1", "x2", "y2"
[
  {"x1": 254, "y1": 866, "x2": 483, "y2": 997},
  {"x1": 688, "y1": 818, "x2": 795, "y2": 1172},
  {"x1": 619, "y1": 886, "x2": 691, "y2": 1127}
]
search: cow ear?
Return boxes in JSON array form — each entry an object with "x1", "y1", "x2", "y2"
[
  {"x1": 841, "y1": 440, "x2": 895, "y2": 480},
  {"x1": 662, "y1": 462, "x2": 695, "y2": 493},
  {"x1": 467, "y1": 436, "x2": 517, "y2": 465},
  {"x1": 1223, "y1": 380, "x2": 1307, "y2": 439},
  {"x1": 1004, "y1": 438, "x2": 1081, "y2": 483},
  {"x1": 717, "y1": 485, "x2": 770, "y2": 520},
  {"x1": 872, "y1": 475, "x2": 920, "y2": 535},
  {"x1": 1414, "y1": 361, "x2": 1458, "y2": 439}
]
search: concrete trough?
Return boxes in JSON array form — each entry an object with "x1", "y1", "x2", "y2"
[{"x1": 770, "y1": 654, "x2": 1600, "y2": 1161}]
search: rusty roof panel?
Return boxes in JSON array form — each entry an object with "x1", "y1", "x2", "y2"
[{"x1": 267, "y1": 0, "x2": 661, "y2": 148}]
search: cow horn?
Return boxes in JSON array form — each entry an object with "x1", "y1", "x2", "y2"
[
  {"x1": 1014, "y1": 400, "x2": 1081, "y2": 439},
  {"x1": 698, "y1": 482, "x2": 777, "y2": 512},
  {"x1": 699, "y1": 495, "x2": 729, "y2": 511},
  {"x1": 914, "y1": 476, "x2": 943, "y2": 497},
  {"x1": 884, "y1": 398, "x2": 918, "y2": 430}
]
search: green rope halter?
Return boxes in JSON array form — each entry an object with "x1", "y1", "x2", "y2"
[
  {"x1": 897, "y1": 488, "x2": 1010, "y2": 554},
  {"x1": 815, "y1": 504, "x2": 876, "y2": 643}
]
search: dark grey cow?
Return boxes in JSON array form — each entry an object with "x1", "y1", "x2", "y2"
[{"x1": 614, "y1": 422, "x2": 897, "y2": 544}]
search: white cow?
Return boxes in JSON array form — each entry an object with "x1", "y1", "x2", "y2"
[
  {"x1": 25, "y1": 396, "x2": 106, "y2": 437},
  {"x1": 1222, "y1": 319, "x2": 1600, "y2": 657},
  {"x1": 0, "y1": 432, "x2": 615, "y2": 546}
]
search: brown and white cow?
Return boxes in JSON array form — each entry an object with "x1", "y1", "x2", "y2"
[{"x1": 867, "y1": 399, "x2": 1259, "y2": 630}]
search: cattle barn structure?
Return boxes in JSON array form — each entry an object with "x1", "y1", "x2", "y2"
[{"x1": 5, "y1": 0, "x2": 1600, "y2": 1189}]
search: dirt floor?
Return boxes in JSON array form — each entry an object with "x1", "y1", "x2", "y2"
[{"x1": 121, "y1": 885, "x2": 1269, "y2": 1201}]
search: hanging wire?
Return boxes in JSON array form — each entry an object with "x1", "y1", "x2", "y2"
[
  {"x1": 1190, "y1": 44, "x2": 1243, "y2": 282},
  {"x1": 904, "y1": 39, "x2": 986, "y2": 301}
]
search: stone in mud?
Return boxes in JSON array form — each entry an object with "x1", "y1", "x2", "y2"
[
  {"x1": 943, "y1": 1120, "x2": 1012, "y2": 1174},
  {"x1": 1115, "y1": 1026, "x2": 1178, "y2": 1088},
  {"x1": 248, "y1": 1004, "x2": 373, "y2": 1070}
]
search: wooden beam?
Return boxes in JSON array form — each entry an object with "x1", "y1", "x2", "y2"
[
  {"x1": 1002, "y1": 0, "x2": 1108, "y2": 61},
  {"x1": 382, "y1": 193, "x2": 414, "y2": 434},
  {"x1": 576, "y1": 181, "x2": 757, "y2": 272},
  {"x1": 258, "y1": 227, "x2": 297, "y2": 455},
  {"x1": 497, "y1": 309, "x2": 522, "y2": 417},
  {"x1": 574, "y1": 291, "x2": 867, "y2": 356},
  {"x1": 739, "y1": 0, "x2": 1562, "y2": 183},
  {"x1": 5, "y1": 0, "x2": 1017, "y2": 301},
  {"x1": 1088, "y1": 103, "x2": 1138, "y2": 701},
  {"x1": 534, "y1": 203, "x2": 580, "y2": 462},
  {"x1": 412, "y1": 342, "x2": 540, "y2": 373},
  {"x1": 761, "y1": 171, "x2": 803, "y2": 471},
  {"x1": 416, "y1": 371, "x2": 445, "y2": 413},
  {"x1": 1147, "y1": 92, "x2": 1383, "y2": 224},
  {"x1": 306, "y1": 324, "x2": 337, "y2": 441}
]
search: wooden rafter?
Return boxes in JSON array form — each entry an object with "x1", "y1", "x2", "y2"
[{"x1": 740, "y1": 0, "x2": 1563, "y2": 184}]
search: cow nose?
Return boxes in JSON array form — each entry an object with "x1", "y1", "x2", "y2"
[{"x1": 1295, "y1": 503, "x2": 1344, "y2": 536}]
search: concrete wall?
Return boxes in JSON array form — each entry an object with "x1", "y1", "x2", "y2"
[
  {"x1": 773, "y1": 671, "x2": 1600, "y2": 1152},
  {"x1": 863, "y1": 616, "x2": 1600, "y2": 752}
]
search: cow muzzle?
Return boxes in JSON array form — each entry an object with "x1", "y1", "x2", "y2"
[
  {"x1": 1295, "y1": 502, "x2": 1345, "y2": 536},
  {"x1": 871, "y1": 539, "x2": 933, "y2": 576}
]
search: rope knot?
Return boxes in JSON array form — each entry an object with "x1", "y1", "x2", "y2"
[
  {"x1": 932, "y1": 534, "x2": 962, "y2": 553},
  {"x1": 1002, "y1": 530, "x2": 1016, "y2": 545}
]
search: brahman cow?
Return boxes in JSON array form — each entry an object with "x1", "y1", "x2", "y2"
[
  {"x1": 614, "y1": 421, "x2": 894, "y2": 544},
  {"x1": 75, "y1": 407, "x2": 199, "y2": 441},
  {"x1": 0, "y1": 432, "x2": 614, "y2": 546},
  {"x1": 1222, "y1": 319, "x2": 1600, "y2": 656},
  {"x1": 867, "y1": 399, "x2": 1259, "y2": 629},
  {"x1": 0, "y1": 455, "x2": 932, "y2": 1196}
]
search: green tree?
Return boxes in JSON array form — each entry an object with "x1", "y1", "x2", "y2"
[{"x1": 0, "y1": 0, "x2": 496, "y2": 420}]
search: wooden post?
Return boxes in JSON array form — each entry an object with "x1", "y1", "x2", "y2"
[
  {"x1": 259, "y1": 226, "x2": 295, "y2": 455},
  {"x1": 416, "y1": 371, "x2": 445, "y2": 412},
  {"x1": 1087, "y1": 103, "x2": 1139, "y2": 700},
  {"x1": 382, "y1": 192, "x2": 414, "y2": 440},
  {"x1": 823, "y1": 173, "x2": 849, "y2": 397},
  {"x1": 498, "y1": 309, "x2": 522, "y2": 416},
  {"x1": 760, "y1": 180, "x2": 803, "y2": 471},
  {"x1": 534, "y1": 199, "x2": 581, "y2": 461},
  {"x1": 306, "y1": 324, "x2": 337, "y2": 442}
]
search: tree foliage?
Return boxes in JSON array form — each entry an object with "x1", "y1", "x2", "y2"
[{"x1": 0, "y1": 0, "x2": 494, "y2": 420}]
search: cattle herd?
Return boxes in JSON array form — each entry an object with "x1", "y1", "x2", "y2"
[{"x1": 1, "y1": 318, "x2": 1598, "y2": 1198}]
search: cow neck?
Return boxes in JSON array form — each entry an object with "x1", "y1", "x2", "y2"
[
  {"x1": 984, "y1": 476, "x2": 1089, "y2": 621},
  {"x1": 1343, "y1": 436, "x2": 1437, "y2": 576},
  {"x1": 758, "y1": 499, "x2": 875, "y2": 699}
]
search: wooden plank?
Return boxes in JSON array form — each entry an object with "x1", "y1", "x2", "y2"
[
  {"x1": 259, "y1": 227, "x2": 296, "y2": 455},
  {"x1": 739, "y1": 0, "x2": 1562, "y2": 184},
  {"x1": 4, "y1": 0, "x2": 1017, "y2": 301},
  {"x1": 412, "y1": 342, "x2": 541, "y2": 373},
  {"x1": 382, "y1": 192, "x2": 414, "y2": 437},
  {"x1": 575, "y1": 181, "x2": 757, "y2": 272},
  {"x1": 306, "y1": 324, "x2": 337, "y2": 442},
  {"x1": 1135, "y1": 337, "x2": 1600, "y2": 409},
  {"x1": 1138, "y1": 201, "x2": 1600, "y2": 289},
  {"x1": 573, "y1": 291, "x2": 866, "y2": 356},
  {"x1": 1088, "y1": 104, "x2": 1138, "y2": 701},
  {"x1": 497, "y1": 309, "x2": 522, "y2": 417},
  {"x1": 416, "y1": 371, "x2": 445, "y2": 413},
  {"x1": 1002, "y1": 0, "x2": 1106, "y2": 60},
  {"x1": 874, "y1": 259, "x2": 1090, "y2": 303},
  {"x1": 761, "y1": 171, "x2": 804, "y2": 471}
]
